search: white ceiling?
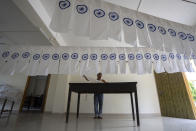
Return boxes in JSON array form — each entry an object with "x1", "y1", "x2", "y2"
[{"x1": 0, "y1": 0, "x2": 51, "y2": 45}]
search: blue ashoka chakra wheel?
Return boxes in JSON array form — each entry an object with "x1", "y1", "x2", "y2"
[
  {"x1": 52, "y1": 54, "x2": 59, "y2": 60},
  {"x1": 59, "y1": 0, "x2": 70, "y2": 10},
  {"x1": 2, "y1": 51, "x2": 10, "y2": 58},
  {"x1": 184, "y1": 54, "x2": 189, "y2": 60},
  {"x1": 169, "y1": 53, "x2": 174, "y2": 59},
  {"x1": 153, "y1": 54, "x2": 159, "y2": 60},
  {"x1": 178, "y1": 32, "x2": 187, "y2": 40},
  {"x1": 144, "y1": 53, "x2": 151, "y2": 59},
  {"x1": 119, "y1": 54, "x2": 126, "y2": 60},
  {"x1": 62, "y1": 53, "x2": 69, "y2": 60},
  {"x1": 135, "y1": 20, "x2": 144, "y2": 29},
  {"x1": 158, "y1": 26, "x2": 166, "y2": 35},
  {"x1": 22, "y1": 52, "x2": 30, "y2": 58},
  {"x1": 101, "y1": 54, "x2": 108, "y2": 60},
  {"x1": 33, "y1": 54, "x2": 40, "y2": 60},
  {"x1": 123, "y1": 18, "x2": 133, "y2": 26},
  {"x1": 11, "y1": 52, "x2": 19, "y2": 59},
  {"x1": 147, "y1": 24, "x2": 156, "y2": 32},
  {"x1": 192, "y1": 54, "x2": 196, "y2": 59},
  {"x1": 110, "y1": 53, "x2": 116, "y2": 60},
  {"x1": 176, "y1": 54, "x2": 181, "y2": 60},
  {"x1": 71, "y1": 53, "x2": 78, "y2": 59},
  {"x1": 82, "y1": 54, "x2": 88, "y2": 60},
  {"x1": 128, "y1": 54, "x2": 134, "y2": 60},
  {"x1": 42, "y1": 54, "x2": 50, "y2": 60},
  {"x1": 108, "y1": 12, "x2": 119, "y2": 21},
  {"x1": 76, "y1": 5, "x2": 88, "y2": 14},
  {"x1": 161, "y1": 55, "x2": 167, "y2": 61},
  {"x1": 168, "y1": 29, "x2": 176, "y2": 36},
  {"x1": 94, "y1": 9, "x2": 105, "y2": 18},
  {"x1": 90, "y1": 54, "x2": 97, "y2": 60},
  {"x1": 136, "y1": 54, "x2": 143, "y2": 60},
  {"x1": 187, "y1": 34, "x2": 194, "y2": 41}
]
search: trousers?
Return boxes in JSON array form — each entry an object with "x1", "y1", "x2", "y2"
[{"x1": 94, "y1": 93, "x2": 103, "y2": 116}]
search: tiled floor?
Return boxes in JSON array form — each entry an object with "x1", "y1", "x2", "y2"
[{"x1": 0, "y1": 113, "x2": 196, "y2": 131}]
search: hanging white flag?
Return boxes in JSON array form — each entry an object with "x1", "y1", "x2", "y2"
[
  {"x1": 99, "y1": 48, "x2": 110, "y2": 74},
  {"x1": 142, "y1": 48, "x2": 153, "y2": 73},
  {"x1": 126, "y1": 48, "x2": 137, "y2": 74},
  {"x1": 152, "y1": 51, "x2": 165, "y2": 73},
  {"x1": 118, "y1": 48, "x2": 127, "y2": 74},
  {"x1": 108, "y1": 48, "x2": 118, "y2": 74}
]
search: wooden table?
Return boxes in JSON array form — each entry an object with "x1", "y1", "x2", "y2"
[{"x1": 66, "y1": 82, "x2": 140, "y2": 126}]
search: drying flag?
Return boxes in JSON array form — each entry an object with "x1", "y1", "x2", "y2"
[
  {"x1": 78, "y1": 48, "x2": 90, "y2": 75},
  {"x1": 121, "y1": 7, "x2": 137, "y2": 46},
  {"x1": 142, "y1": 48, "x2": 152, "y2": 73},
  {"x1": 99, "y1": 48, "x2": 110, "y2": 74},
  {"x1": 152, "y1": 51, "x2": 165, "y2": 73},
  {"x1": 108, "y1": 48, "x2": 118, "y2": 74},
  {"x1": 126, "y1": 48, "x2": 137, "y2": 74},
  {"x1": 118, "y1": 48, "x2": 127, "y2": 74}
]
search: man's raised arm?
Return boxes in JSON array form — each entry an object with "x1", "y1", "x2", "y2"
[{"x1": 83, "y1": 75, "x2": 89, "y2": 81}]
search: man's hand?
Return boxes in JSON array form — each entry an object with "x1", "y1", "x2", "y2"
[{"x1": 101, "y1": 79, "x2": 107, "y2": 83}]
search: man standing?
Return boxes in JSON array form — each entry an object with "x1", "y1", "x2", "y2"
[{"x1": 83, "y1": 73, "x2": 106, "y2": 119}]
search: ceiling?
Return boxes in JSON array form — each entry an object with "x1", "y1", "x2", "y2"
[{"x1": 0, "y1": 0, "x2": 51, "y2": 45}]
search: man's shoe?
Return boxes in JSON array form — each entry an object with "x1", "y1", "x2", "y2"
[
  {"x1": 94, "y1": 116, "x2": 98, "y2": 119},
  {"x1": 98, "y1": 116, "x2": 102, "y2": 119}
]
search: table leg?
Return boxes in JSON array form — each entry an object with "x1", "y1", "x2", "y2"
[
  {"x1": 0, "y1": 99, "x2": 7, "y2": 117},
  {"x1": 76, "y1": 93, "x2": 80, "y2": 119},
  {"x1": 130, "y1": 93, "x2": 135, "y2": 121},
  {"x1": 66, "y1": 89, "x2": 72, "y2": 123},
  {"x1": 134, "y1": 91, "x2": 140, "y2": 126}
]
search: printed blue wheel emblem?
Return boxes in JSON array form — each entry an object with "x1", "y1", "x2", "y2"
[
  {"x1": 176, "y1": 54, "x2": 181, "y2": 60},
  {"x1": 169, "y1": 53, "x2": 174, "y2": 59},
  {"x1": 128, "y1": 54, "x2": 134, "y2": 60},
  {"x1": 42, "y1": 54, "x2": 50, "y2": 60},
  {"x1": 71, "y1": 53, "x2": 78, "y2": 59},
  {"x1": 110, "y1": 53, "x2": 116, "y2": 60},
  {"x1": 153, "y1": 54, "x2": 159, "y2": 60},
  {"x1": 136, "y1": 54, "x2": 143, "y2": 60},
  {"x1": 178, "y1": 32, "x2": 187, "y2": 40},
  {"x1": 158, "y1": 26, "x2": 166, "y2": 35},
  {"x1": 108, "y1": 12, "x2": 119, "y2": 21},
  {"x1": 11, "y1": 52, "x2": 19, "y2": 59},
  {"x1": 33, "y1": 54, "x2": 40, "y2": 60},
  {"x1": 52, "y1": 54, "x2": 59, "y2": 60},
  {"x1": 101, "y1": 54, "x2": 108, "y2": 60},
  {"x1": 62, "y1": 53, "x2": 69, "y2": 60},
  {"x1": 22, "y1": 52, "x2": 30, "y2": 58},
  {"x1": 119, "y1": 54, "x2": 126, "y2": 60},
  {"x1": 2, "y1": 51, "x2": 10, "y2": 58},
  {"x1": 187, "y1": 34, "x2": 194, "y2": 41},
  {"x1": 76, "y1": 5, "x2": 88, "y2": 14},
  {"x1": 147, "y1": 24, "x2": 156, "y2": 32},
  {"x1": 184, "y1": 54, "x2": 188, "y2": 60},
  {"x1": 161, "y1": 55, "x2": 167, "y2": 61},
  {"x1": 90, "y1": 54, "x2": 97, "y2": 60},
  {"x1": 123, "y1": 18, "x2": 133, "y2": 26},
  {"x1": 144, "y1": 53, "x2": 151, "y2": 59},
  {"x1": 192, "y1": 54, "x2": 196, "y2": 59},
  {"x1": 168, "y1": 29, "x2": 176, "y2": 36},
  {"x1": 94, "y1": 9, "x2": 105, "y2": 18},
  {"x1": 59, "y1": 0, "x2": 70, "y2": 10},
  {"x1": 82, "y1": 54, "x2": 88, "y2": 60},
  {"x1": 135, "y1": 20, "x2": 144, "y2": 29}
]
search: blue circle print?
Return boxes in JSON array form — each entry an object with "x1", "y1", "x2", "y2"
[
  {"x1": 82, "y1": 54, "x2": 88, "y2": 60},
  {"x1": 176, "y1": 54, "x2": 181, "y2": 60},
  {"x1": 128, "y1": 54, "x2": 135, "y2": 60},
  {"x1": 192, "y1": 54, "x2": 196, "y2": 59},
  {"x1": 108, "y1": 12, "x2": 119, "y2": 21},
  {"x1": 184, "y1": 54, "x2": 189, "y2": 60},
  {"x1": 22, "y1": 52, "x2": 30, "y2": 58},
  {"x1": 158, "y1": 26, "x2": 166, "y2": 35},
  {"x1": 33, "y1": 54, "x2": 40, "y2": 60},
  {"x1": 161, "y1": 55, "x2": 167, "y2": 61},
  {"x1": 123, "y1": 18, "x2": 133, "y2": 26},
  {"x1": 101, "y1": 54, "x2": 108, "y2": 60},
  {"x1": 90, "y1": 54, "x2": 97, "y2": 60},
  {"x1": 178, "y1": 32, "x2": 187, "y2": 40},
  {"x1": 2, "y1": 51, "x2": 10, "y2": 58},
  {"x1": 62, "y1": 53, "x2": 69, "y2": 60},
  {"x1": 42, "y1": 54, "x2": 50, "y2": 60},
  {"x1": 110, "y1": 53, "x2": 116, "y2": 60},
  {"x1": 52, "y1": 54, "x2": 59, "y2": 60},
  {"x1": 119, "y1": 54, "x2": 126, "y2": 60},
  {"x1": 59, "y1": 0, "x2": 70, "y2": 10},
  {"x1": 136, "y1": 54, "x2": 143, "y2": 60},
  {"x1": 135, "y1": 20, "x2": 144, "y2": 29},
  {"x1": 147, "y1": 24, "x2": 156, "y2": 32},
  {"x1": 168, "y1": 29, "x2": 176, "y2": 36},
  {"x1": 169, "y1": 53, "x2": 174, "y2": 59},
  {"x1": 153, "y1": 54, "x2": 159, "y2": 60},
  {"x1": 144, "y1": 53, "x2": 151, "y2": 59},
  {"x1": 11, "y1": 52, "x2": 19, "y2": 59},
  {"x1": 94, "y1": 9, "x2": 105, "y2": 18},
  {"x1": 187, "y1": 34, "x2": 194, "y2": 41},
  {"x1": 71, "y1": 53, "x2": 78, "y2": 59},
  {"x1": 76, "y1": 5, "x2": 88, "y2": 14}
]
